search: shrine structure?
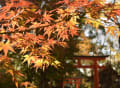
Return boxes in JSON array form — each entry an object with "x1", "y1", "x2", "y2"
[{"x1": 62, "y1": 56, "x2": 108, "y2": 88}]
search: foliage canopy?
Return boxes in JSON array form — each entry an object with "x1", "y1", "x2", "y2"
[{"x1": 0, "y1": 0, "x2": 120, "y2": 87}]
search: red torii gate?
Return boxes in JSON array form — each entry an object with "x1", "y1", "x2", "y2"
[
  {"x1": 62, "y1": 56, "x2": 108, "y2": 88},
  {"x1": 62, "y1": 78, "x2": 82, "y2": 88}
]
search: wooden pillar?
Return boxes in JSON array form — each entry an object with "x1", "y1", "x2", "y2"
[
  {"x1": 94, "y1": 60, "x2": 99, "y2": 88},
  {"x1": 62, "y1": 81, "x2": 64, "y2": 88},
  {"x1": 76, "y1": 79, "x2": 79, "y2": 88}
]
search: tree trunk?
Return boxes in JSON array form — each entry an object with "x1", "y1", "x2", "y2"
[{"x1": 38, "y1": 71, "x2": 49, "y2": 88}]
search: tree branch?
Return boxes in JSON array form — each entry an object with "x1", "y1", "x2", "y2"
[{"x1": 0, "y1": 20, "x2": 63, "y2": 34}]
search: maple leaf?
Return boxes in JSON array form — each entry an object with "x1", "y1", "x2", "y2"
[
  {"x1": 35, "y1": 9, "x2": 41, "y2": 14},
  {"x1": 23, "y1": 55, "x2": 37, "y2": 67},
  {"x1": 56, "y1": 1, "x2": 64, "y2": 5},
  {"x1": 68, "y1": 15, "x2": 79, "y2": 26},
  {"x1": 56, "y1": 8, "x2": 64, "y2": 14},
  {"x1": 14, "y1": 70, "x2": 24, "y2": 77},
  {"x1": 6, "y1": 69, "x2": 19, "y2": 88},
  {"x1": 113, "y1": 10, "x2": 120, "y2": 16},
  {"x1": 6, "y1": 70, "x2": 14, "y2": 77},
  {"x1": 43, "y1": 11, "x2": 53, "y2": 22},
  {"x1": 106, "y1": 26, "x2": 118, "y2": 36},
  {"x1": 69, "y1": 27, "x2": 78, "y2": 37},
  {"x1": 13, "y1": 0, "x2": 33, "y2": 8},
  {"x1": 15, "y1": 81, "x2": 18, "y2": 88},
  {"x1": 5, "y1": 11, "x2": 15, "y2": 19},
  {"x1": 57, "y1": 42, "x2": 68, "y2": 48},
  {"x1": 34, "y1": 59, "x2": 43, "y2": 71},
  {"x1": 0, "y1": 41, "x2": 15, "y2": 56},
  {"x1": 18, "y1": 26, "x2": 26, "y2": 31},
  {"x1": 60, "y1": 30, "x2": 69, "y2": 41},
  {"x1": 51, "y1": 60, "x2": 61, "y2": 68},
  {"x1": 85, "y1": 19, "x2": 103, "y2": 31},
  {"x1": 47, "y1": 38, "x2": 56, "y2": 48},
  {"x1": 64, "y1": 0, "x2": 70, "y2": 4},
  {"x1": 25, "y1": 17, "x2": 35, "y2": 24},
  {"x1": 21, "y1": 82, "x2": 31, "y2": 88},
  {"x1": 30, "y1": 22, "x2": 41, "y2": 29}
]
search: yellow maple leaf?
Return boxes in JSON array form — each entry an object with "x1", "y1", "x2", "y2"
[
  {"x1": 106, "y1": 26, "x2": 118, "y2": 36},
  {"x1": 69, "y1": 15, "x2": 79, "y2": 25},
  {"x1": 23, "y1": 55, "x2": 37, "y2": 67},
  {"x1": 34, "y1": 59, "x2": 43, "y2": 71},
  {"x1": 85, "y1": 19, "x2": 103, "y2": 31},
  {"x1": 51, "y1": 60, "x2": 61, "y2": 68}
]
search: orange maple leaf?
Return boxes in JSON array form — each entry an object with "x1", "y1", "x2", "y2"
[
  {"x1": 21, "y1": 82, "x2": 31, "y2": 88},
  {"x1": 0, "y1": 41, "x2": 15, "y2": 56},
  {"x1": 43, "y1": 11, "x2": 53, "y2": 22}
]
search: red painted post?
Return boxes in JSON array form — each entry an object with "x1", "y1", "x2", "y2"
[
  {"x1": 94, "y1": 60, "x2": 99, "y2": 88},
  {"x1": 62, "y1": 81, "x2": 64, "y2": 88},
  {"x1": 76, "y1": 79, "x2": 79, "y2": 88}
]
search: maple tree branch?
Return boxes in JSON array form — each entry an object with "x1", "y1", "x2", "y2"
[{"x1": 0, "y1": 20, "x2": 63, "y2": 34}]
